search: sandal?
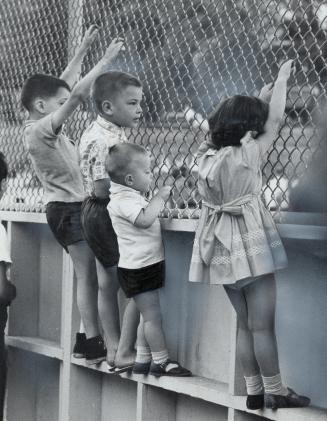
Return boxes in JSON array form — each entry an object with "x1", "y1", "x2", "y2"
[
  {"x1": 106, "y1": 361, "x2": 116, "y2": 372},
  {"x1": 265, "y1": 387, "x2": 310, "y2": 409},
  {"x1": 114, "y1": 364, "x2": 134, "y2": 374},
  {"x1": 149, "y1": 360, "x2": 192, "y2": 377}
]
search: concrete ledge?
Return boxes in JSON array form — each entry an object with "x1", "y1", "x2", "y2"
[
  {"x1": 71, "y1": 357, "x2": 327, "y2": 421},
  {"x1": 2, "y1": 210, "x2": 327, "y2": 240},
  {"x1": 6, "y1": 335, "x2": 63, "y2": 360}
]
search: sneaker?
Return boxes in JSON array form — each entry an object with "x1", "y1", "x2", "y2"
[
  {"x1": 265, "y1": 387, "x2": 310, "y2": 409},
  {"x1": 85, "y1": 335, "x2": 107, "y2": 365},
  {"x1": 150, "y1": 359, "x2": 192, "y2": 377},
  {"x1": 72, "y1": 333, "x2": 86, "y2": 358},
  {"x1": 246, "y1": 394, "x2": 264, "y2": 410},
  {"x1": 132, "y1": 361, "x2": 151, "y2": 375}
]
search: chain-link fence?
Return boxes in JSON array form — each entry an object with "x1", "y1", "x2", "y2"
[{"x1": 0, "y1": 0, "x2": 327, "y2": 218}]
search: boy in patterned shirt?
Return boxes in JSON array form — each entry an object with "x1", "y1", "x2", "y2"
[{"x1": 79, "y1": 71, "x2": 142, "y2": 372}]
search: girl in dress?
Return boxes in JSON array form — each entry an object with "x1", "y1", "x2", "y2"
[{"x1": 189, "y1": 60, "x2": 310, "y2": 410}]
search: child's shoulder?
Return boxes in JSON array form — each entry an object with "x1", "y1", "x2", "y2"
[{"x1": 24, "y1": 113, "x2": 60, "y2": 147}]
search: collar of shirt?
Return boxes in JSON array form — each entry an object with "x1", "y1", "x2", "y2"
[
  {"x1": 110, "y1": 181, "x2": 142, "y2": 197},
  {"x1": 96, "y1": 116, "x2": 127, "y2": 141}
]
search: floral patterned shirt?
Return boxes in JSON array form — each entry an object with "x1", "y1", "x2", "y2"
[{"x1": 79, "y1": 116, "x2": 128, "y2": 197}]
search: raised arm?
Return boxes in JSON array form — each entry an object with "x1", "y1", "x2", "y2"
[
  {"x1": 52, "y1": 37, "x2": 124, "y2": 132},
  {"x1": 60, "y1": 25, "x2": 99, "y2": 89},
  {"x1": 257, "y1": 60, "x2": 293, "y2": 155},
  {"x1": 134, "y1": 186, "x2": 172, "y2": 228}
]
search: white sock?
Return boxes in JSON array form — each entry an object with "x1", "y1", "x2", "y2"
[
  {"x1": 135, "y1": 346, "x2": 151, "y2": 364},
  {"x1": 262, "y1": 373, "x2": 288, "y2": 396},
  {"x1": 151, "y1": 349, "x2": 169, "y2": 365},
  {"x1": 244, "y1": 374, "x2": 264, "y2": 395}
]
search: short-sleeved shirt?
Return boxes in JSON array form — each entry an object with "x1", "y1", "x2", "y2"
[
  {"x1": 108, "y1": 182, "x2": 165, "y2": 269},
  {"x1": 79, "y1": 116, "x2": 128, "y2": 197},
  {"x1": 24, "y1": 114, "x2": 85, "y2": 204},
  {"x1": 0, "y1": 222, "x2": 11, "y2": 266}
]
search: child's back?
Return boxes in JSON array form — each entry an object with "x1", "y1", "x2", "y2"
[{"x1": 24, "y1": 109, "x2": 85, "y2": 204}]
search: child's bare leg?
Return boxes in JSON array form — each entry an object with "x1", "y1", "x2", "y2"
[
  {"x1": 224, "y1": 285, "x2": 261, "y2": 377},
  {"x1": 244, "y1": 274, "x2": 280, "y2": 377},
  {"x1": 114, "y1": 296, "x2": 139, "y2": 367},
  {"x1": 95, "y1": 260, "x2": 120, "y2": 362},
  {"x1": 68, "y1": 241, "x2": 99, "y2": 338},
  {"x1": 133, "y1": 290, "x2": 166, "y2": 352}
]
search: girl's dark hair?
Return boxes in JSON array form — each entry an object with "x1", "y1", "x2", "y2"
[
  {"x1": 208, "y1": 95, "x2": 269, "y2": 149},
  {"x1": 0, "y1": 152, "x2": 8, "y2": 183}
]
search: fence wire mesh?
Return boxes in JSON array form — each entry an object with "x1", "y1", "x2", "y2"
[{"x1": 0, "y1": 0, "x2": 327, "y2": 218}]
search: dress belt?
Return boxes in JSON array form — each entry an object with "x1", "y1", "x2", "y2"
[{"x1": 198, "y1": 194, "x2": 259, "y2": 264}]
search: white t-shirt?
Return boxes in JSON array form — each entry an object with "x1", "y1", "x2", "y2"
[
  {"x1": 0, "y1": 222, "x2": 12, "y2": 265},
  {"x1": 108, "y1": 182, "x2": 165, "y2": 269}
]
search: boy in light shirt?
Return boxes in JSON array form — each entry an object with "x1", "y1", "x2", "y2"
[{"x1": 107, "y1": 143, "x2": 191, "y2": 377}]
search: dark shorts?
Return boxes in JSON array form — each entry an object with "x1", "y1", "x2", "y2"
[
  {"x1": 81, "y1": 196, "x2": 119, "y2": 268},
  {"x1": 117, "y1": 261, "x2": 165, "y2": 298},
  {"x1": 46, "y1": 201, "x2": 84, "y2": 252}
]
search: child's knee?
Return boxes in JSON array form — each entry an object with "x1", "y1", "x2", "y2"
[
  {"x1": 248, "y1": 317, "x2": 275, "y2": 333},
  {"x1": 142, "y1": 309, "x2": 162, "y2": 324}
]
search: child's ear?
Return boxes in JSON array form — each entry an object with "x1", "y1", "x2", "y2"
[
  {"x1": 125, "y1": 174, "x2": 133, "y2": 186},
  {"x1": 34, "y1": 98, "x2": 46, "y2": 115},
  {"x1": 102, "y1": 100, "x2": 114, "y2": 116}
]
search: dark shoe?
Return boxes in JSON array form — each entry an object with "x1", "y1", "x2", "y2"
[
  {"x1": 265, "y1": 388, "x2": 310, "y2": 410},
  {"x1": 132, "y1": 361, "x2": 151, "y2": 375},
  {"x1": 72, "y1": 333, "x2": 86, "y2": 358},
  {"x1": 150, "y1": 360, "x2": 192, "y2": 377},
  {"x1": 246, "y1": 394, "x2": 264, "y2": 410},
  {"x1": 85, "y1": 335, "x2": 107, "y2": 365}
]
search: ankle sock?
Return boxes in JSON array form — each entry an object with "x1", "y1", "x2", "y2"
[
  {"x1": 244, "y1": 374, "x2": 264, "y2": 395},
  {"x1": 262, "y1": 373, "x2": 288, "y2": 396},
  {"x1": 135, "y1": 346, "x2": 152, "y2": 364},
  {"x1": 151, "y1": 349, "x2": 169, "y2": 365}
]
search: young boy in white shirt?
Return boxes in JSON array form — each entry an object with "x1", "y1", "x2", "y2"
[
  {"x1": 107, "y1": 143, "x2": 191, "y2": 377},
  {"x1": 0, "y1": 153, "x2": 16, "y2": 419}
]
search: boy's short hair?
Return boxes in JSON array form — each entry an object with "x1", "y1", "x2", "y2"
[
  {"x1": 106, "y1": 143, "x2": 147, "y2": 184},
  {"x1": 21, "y1": 74, "x2": 71, "y2": 112},
  {"x1": 208, "y1": 95, "x2": 269, "y2": 149},
  {"x1": 0, "y1": 152, "x2": 8, "y2": 184},
  {"x1": 92, "y1": 71, "x2": 142, "y2": 114}
]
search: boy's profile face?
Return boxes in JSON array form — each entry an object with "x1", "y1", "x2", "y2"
[
  {"x1": 107, "y1": 85, "x2": 143, "y2": 128},
  {"x1": 127, "y1": 153, "x2": 152, "y2": 193},
  {"x1": 35, "y1": 87, "x2": 70, "y2": 116}
]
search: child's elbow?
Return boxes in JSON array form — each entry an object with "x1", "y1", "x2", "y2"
[
  {"x1": 70, "y1": 86, "x2": 85, "y2": 103},
  {"x1": 134, "y1": 219, "x2": 152, "y2": 229}
]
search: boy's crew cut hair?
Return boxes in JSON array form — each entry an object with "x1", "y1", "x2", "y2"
[
  {"x1": 92, "y1": 71, "x2": 142, "y2": 114},
  {"x1": 105, "y1": 143, "x2": 147, "y2": 184},
  {"x1": 21, "y1": 74, "x2": 71, "y2": 112},
  {"x1": 0, "y1": 152, "x2": 8, "y2": 183},
  {"x1": 208, "y1": 95, "x2": 269, "y2": 149}
]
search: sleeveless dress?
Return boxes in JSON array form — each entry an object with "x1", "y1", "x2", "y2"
[{"x1": 189, "y1": 134, "x2": 288, "y2": 286}]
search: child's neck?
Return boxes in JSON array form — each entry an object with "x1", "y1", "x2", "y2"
[
  {"x1": 98, "y1": 114, "x2": 121, "y2": 128},
  {"x1": 28, "y1": 110, "x2": 47, "y2": 121}
]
